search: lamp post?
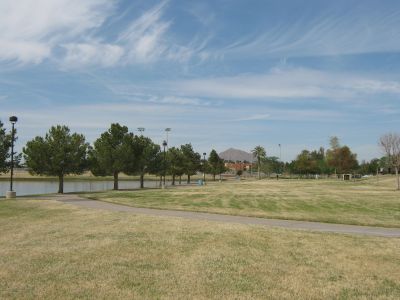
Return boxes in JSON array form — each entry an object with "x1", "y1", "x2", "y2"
[
  {"x1": 6, "y1": 116, "x2": 18, "y2": 199},
  {"x1": 203, "y1": 152, "x2": 206, "y2": 183},
  {"x1": 250, "y1": 150, "x2": 253, "y2": 177},
  {"x1": 278, "y1": 144, "x2": 282, "y2": 161},
  {"x1": 277, "y1": 144, "x2": 282, "y2": 180},
  {"x1": 278, "y1": 143, "x2": 282, "y2": 176},
  {"x1": 137, "y1": 127, "x2": 145, "y2": 135},
  {"x1": 165, "y1": 128, "x2": 171, "y2": 149},
  {"x1": 162, "y1": 140, "x2": 167, "y2": 189}
]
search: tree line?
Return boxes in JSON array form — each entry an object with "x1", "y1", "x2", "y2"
[
  {"x1": 252, "y1": 136, "x2": 400, "y2": 190},
  {"x1": 0, "y1": 122, "x2": 226, "y2": 193},
  {"x1": 1, "y1": 120, "x2": 399, "y2": 191},
  {"x1": 287, "y1": 137, "x2": 358, "y2": 176}
]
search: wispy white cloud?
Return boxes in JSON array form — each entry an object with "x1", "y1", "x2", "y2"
[
  {"x1": 0, "y1": 40, "x2": 51, "y2": 64},
  {"x1": 221, "y1": 6, "x2": 400, "y2": 58},
  {"x1": 232, "y1": 108, "x2": 344, "y2": 123},
  {"x1": 148, "y1": 96, "x2": 210, "y2": 106},
  {"x1": 117, "y1": 0, "x2": 211, "y2": 65},
  {"x1": 0, "y1": 0, "x2": 212, "y2": 68},
  {"x1": 103, "y1": 83, "x2": 214, "y2": 106},
  {"x1": 184, "y1": 2, "x2": 216, "y2": 27},
  {"x1": 0, "y1": 0, "x2": 116, "y2": 64},
  {"x1": 169, "y1": 68, "x2": 400, "y2": 100},
  {"x1": 62, "y1": 42, "x2": 125, "y2": 68},
  {"x1": 351, "y1": 80, "x2": 400, "y2": 94},
  {"x1": 117, "y1": 0, "x2": 171, "y2": 63}
]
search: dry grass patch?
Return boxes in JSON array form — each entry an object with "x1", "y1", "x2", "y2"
[
  {"x1": 0, "y1": 199, "x2": 400, "y2": 299},
  {"x1": 84, "y1": 176, "x2": 400, "y2": 227}
]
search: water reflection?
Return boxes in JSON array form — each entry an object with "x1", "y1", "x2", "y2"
[{"x1": 0, "y1": 180, "x2": 162, "y2": 197}]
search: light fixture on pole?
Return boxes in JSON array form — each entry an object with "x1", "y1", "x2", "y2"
[
  {"x1": 278, "y1": 144, "x2": 282, "y2": 161},
  {"x1": 137, "y1": 127, "x2": 145, "y2": 135},
  {"x1": 278, "y1": 143, "x2": 282, "y2": 177},
  {"x1": 203, "y1": 152, "x2": 206, "y2": 183},
  {"x1": 165, "y1": 128, "x2": 171, "y2": 148},
  {"x1": 6, "y1": 116, "x2": 18, "y2": 199},
  {"x1": 162, "y1": 140, "x2": 167, "y2": 189}
]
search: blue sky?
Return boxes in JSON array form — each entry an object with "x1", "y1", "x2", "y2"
[{"x1": 1, "y1": 0, "x2": 400, "y2": 161}]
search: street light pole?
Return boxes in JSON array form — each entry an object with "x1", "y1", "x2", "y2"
[
  {"x1": 6, "y1": 116, "x2": 18, "y2": 198},
  {"x1": 203, "y1": 152, "x2": 206, "y2": 183},
  {"x1": 137, "y1": 127, "x2": 145, "y2": 135},
  {"x1": 162, "y1": 140, "x2": 167, "y2": 189},
  {"x1": 165, "y1": 128, "x2": 171, "y2": 149},
  {"x1": 278, "y1": 144, "x2": 282, "y2": 179},
  {"x1": 279, "y1": 144, "x2": 282, "y2": 161}
]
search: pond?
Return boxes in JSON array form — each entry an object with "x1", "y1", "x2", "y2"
[{"x1": 0, "y1": 180, "x2": 164, "y2": 197}]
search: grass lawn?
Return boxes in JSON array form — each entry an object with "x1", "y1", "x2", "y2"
[
  {"x1": 1, "y1": 199, "x2": 399, "y2": 299},
  {"x1": 83, "y1": 176, "x2": 400, "y2": 227}
]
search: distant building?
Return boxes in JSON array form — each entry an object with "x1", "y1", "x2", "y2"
[
  {"x1": 224, "y1": 162, "x2": 252, "y2": 171},
  {"x1": 219, "y1": 148, "x2": 253, "y2": 162},
  {"x1": 219, "y1": 148, "x2": 254, "y2": 172}
]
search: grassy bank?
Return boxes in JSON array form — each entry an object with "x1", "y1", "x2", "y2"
[
  {"x1": 1, "y1": 199, "x2": 399, "y2": 299},
  {"x1": 83, "y1": 176, "x2": 400, "y2": 227}
]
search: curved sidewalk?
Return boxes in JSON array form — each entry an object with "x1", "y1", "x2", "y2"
[{"x1": 53, "y1": 195, "x2": 400, "y2": 238}]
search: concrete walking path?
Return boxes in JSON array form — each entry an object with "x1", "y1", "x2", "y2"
[{"x1": 46, "y1": 194, "x2": 400, "y2": 238}]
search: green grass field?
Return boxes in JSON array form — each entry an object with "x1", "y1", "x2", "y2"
[
  {"x1": 1, "y1": 199, "x2": 399, "y2": 299},
  {"x1": 83, "y1": 176, "x2": 400, "y2": 227}
]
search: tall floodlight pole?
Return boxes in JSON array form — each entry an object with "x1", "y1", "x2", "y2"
[
  {"x1": 137, "y1": 127, "x2": 145, "y2": 135},
  {"x1": 278, "y1": 143, "x2": 282, "y2": 176},
  {"x1": 279, "y1": 144, "x2": 282, "y2": 161},
  {"x1": 6, "y1": 116, "x2": 18, "y2": 198},
  {"x1": 162, "y1": 140, "x2": 167, "y2": 189},
  {"x1": 250, "y1": 150, "x2": 254, "y2": 177},
  {"x1": 165, "y1": 128, "x2": 171, "y2": 149},
  {"x1": 203, "y1": 152, "x2": 206, "y2": 183}
]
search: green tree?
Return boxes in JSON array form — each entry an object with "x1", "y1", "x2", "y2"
[
  {"x1": 181, "y1": 144, "x2": 201, "y2": 183},
  {"x1": 0, "y1": 120, "x2": 12, "y2": 174},
  {"x1": 326, "y1": 137, "x2": 358, "y2": 175},
  {"x1": 153, "y1": 150, "x2": 166, "y2": 185},
  {"x1": 125, "y1": 135, "x2": 160, "y2": 188},
  {"x1": 167, "y1": 147, "x2": 185, "y2": 185},
  {"x1": 89, "y1": 123, "x2": 134, "y2": 190},
  {"x1": 216, "y1": 158, "x2": 227, "y2": 180},
  {"x1": 326, "y1": 136, "x2": 341, "y2": 175},
  {"x1": 358, "y1": 158, "x2": 380, "y2": 175},
  {"x1": 252, "y1": 145, "x2": 266, "y2": 179},
  {"x1": 260, "y1": 156, "x2": 283, "y2": 175},
  {"x1": 208, "y1": 149, "x2": 223, "y2": 181},
  {"x1": 335, "y1": 146, "x2": 358, "y2": 174},
  {"x1": 23, "y1": 125, "x2": 89, "y2": 194},
  {"x1": 293, "y1": 150, "x2": 318, "y2": 175}
]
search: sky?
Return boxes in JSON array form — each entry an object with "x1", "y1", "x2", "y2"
[{"x1": 1, "y1": 0, "x2": 400, "y2": 162}]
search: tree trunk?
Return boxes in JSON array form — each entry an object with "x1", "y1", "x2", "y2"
[
  {"x1": 179, "y1": 176, "x2": 182, "y2": 184},
  {"x1": 213, "y1": 174, "x2": 216, "y2": 181},
  {"x1": 172, "y1": 174, "x2": 175, "y2": 185},
  {"x1": 58, "y1": 174, "x2": 64, "y2": 194},
  {"x1": 140, "y1": 174, "x2": 144, "y2": 189},
  {"x1": 187, "y1": 174, "x2": 191, "y2": 184},
  {"x1": 113, "y1": 171, "x2": 119, "y2": 190},
  {"x1": 396, "y1": 166, "x2": 399, "y2": 190}
]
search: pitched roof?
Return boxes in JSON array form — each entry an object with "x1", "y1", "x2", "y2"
[{"x1": 219, "y1": 148, "x2": 254, "y2": 162}]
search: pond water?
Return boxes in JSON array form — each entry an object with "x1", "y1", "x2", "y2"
[{"x1": 0, "y1": 180, "x2": 165, "y2": 197}]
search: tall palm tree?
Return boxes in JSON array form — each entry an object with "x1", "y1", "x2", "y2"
[{"x1": 252, "y1": 146, "x2": 266, "y2": 179}]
